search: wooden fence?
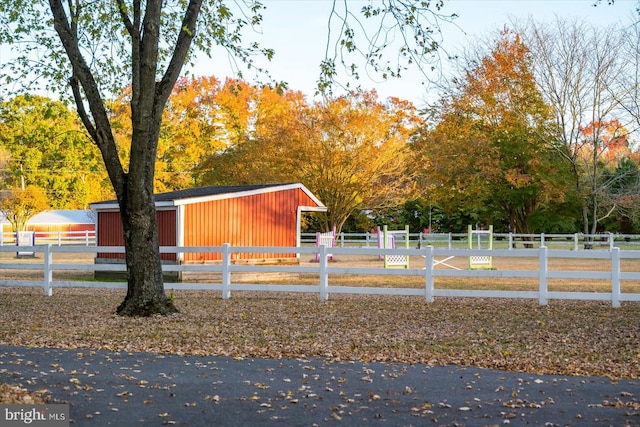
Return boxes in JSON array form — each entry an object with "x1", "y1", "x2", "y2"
[{"x1": 1, "y1": 244, "x2": 639, "y2": 307}]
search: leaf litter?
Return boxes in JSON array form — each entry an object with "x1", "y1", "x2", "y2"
[
  {"x1": 0, "y1": 288, "x2": 638, "y2": 378},
  {"x1": 0, "y1": 287, "x2": 639, "y2": 422}
]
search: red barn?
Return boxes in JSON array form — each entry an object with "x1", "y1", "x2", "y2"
[{"x1": 90, "y1": 183, "x2": 325, "y2": 269}]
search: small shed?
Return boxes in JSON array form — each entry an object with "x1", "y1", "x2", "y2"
[{"x1": 90, "y1": 183, "x2": 326, "y2": 268}]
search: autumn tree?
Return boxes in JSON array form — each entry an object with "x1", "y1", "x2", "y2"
[
  {"x1": 578, "y1": 121, "x2": 640, "y2": 233},
  {"x1": 300, "y1": 92, "x2": 420, "y2": 233},
  {"x1": 0, "y1": 186, "x2": 50, "y2": 232},
  {"x1": 416, "y1": 31, "x2": 569, "y2": 234},
  {"x1": 110, "y1": 77, "x2": 253, "y2": 193},
  {"x1": 0, "y1": 95, "x2": 110, "y2": 208},
  {"x1": 0, "y1": 1, "x2": 455, "y2": 316},
  {"x1": 204, "y1": 88, "x2": 420, "y2": 233},
  {"x1": 519, "y1": 18, "x2": 637, "y2": 240},
  {"x1": 200, "y1": 85, "x2": 306, "y2": 185}
]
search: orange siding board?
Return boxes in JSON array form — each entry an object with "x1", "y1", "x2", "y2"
[{"x1": 182, "y1": 189, "x2": 306, "y2": 261}]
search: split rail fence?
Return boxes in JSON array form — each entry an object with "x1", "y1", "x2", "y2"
[{"x1": 0, "y1": 244, "x2": 639, "y2": 307}]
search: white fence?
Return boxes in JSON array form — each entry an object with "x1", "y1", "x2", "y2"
[
  {"x1": 1, "y1": 244, "x2": 639, "y2": 307},
  {"x1": 1, "y1": 230, "x2": 95, "y2": 246},
  {"x1": 302, "y1": 232, "x2": 640, "y2": 250}
]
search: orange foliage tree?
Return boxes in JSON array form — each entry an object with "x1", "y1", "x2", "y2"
[
  {"x1": 110, "y1": 77, "x2": 255, "y2": 192},
  {"x1": 203, "y1": 88, "x2": 421, "y2": 233},
  {"x1": 415, "y1": 31, "x2": 570, "y2": 234},
  {"x1": 578, "y1": 121, "x2": 640, "y2": 232},
  {"x1": 0, "y1": 186, "x2": 50, "y2": 232}
]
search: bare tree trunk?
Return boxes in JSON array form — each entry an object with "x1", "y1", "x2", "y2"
[{"x1": 116, "y1": 189, "x2": 176, "y2": 316}]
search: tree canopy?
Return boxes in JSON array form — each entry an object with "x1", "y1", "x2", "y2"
[
  {"x1": 415, "y1": 31, "x2": 570, "y2": 234},
  {"x1": 0, "y1": 186, "x2": 49, "y2": 231},
  {"x1": 203, "y1": 88, "x2": 421, "y2": 233},
  {"x1": 0, "y1": 94, "x2": 110, "y2": 208}
]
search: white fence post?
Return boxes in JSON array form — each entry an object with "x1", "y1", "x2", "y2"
[
  {"x1": 574, "y1": 233, "x2": 579, "y2": 251},
  {"x1": 424, "y1": 245, "x2": 434, "y2": 303},
  {"x1": 609, "y1": 232, "x2": 614, "y2": 251},
  {"x1": 221, "y1": 243, "x2": 231, "y2": 299},
  {"x1": 611, "y1": 247, "x2": 620, "y2": 308},
  {"x1": 508, "y1": 232, "x2": 513, "y2": 250},
  {"x1": 85, "y1": 230, "x2": 90, "y2": 246},
  {"x1": 319, "y1": 245, "x2": 328, "y2": 301},
  {"x1": 539, "y1": 246, "x2": 548, "y2": 306},
  {"x1": 43, "y1": 244, "x2": 53, "y2": 296}
]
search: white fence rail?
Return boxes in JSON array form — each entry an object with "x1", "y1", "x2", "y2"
[
  {"x1": 1, "y1": 230, "x2": 95, "y2": 246},
  {"x1": 1, "y1": 244, "x2": 639, "y2": 307},
  {"x1": 1, "y1": 230, "x2": 637, "y2": 249},
  {"x1": 302, "y1": 232, "x2": 640, "y2": 250}
]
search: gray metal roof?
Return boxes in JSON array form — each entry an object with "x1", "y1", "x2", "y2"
[
  {"x1": 89, "y1": 183, "x2": 325, "y2": 210},
  {"x1": 153, "y1": 184, "x2": 286, "y2": 202}
]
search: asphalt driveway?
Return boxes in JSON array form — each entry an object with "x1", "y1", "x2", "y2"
[{"x1": 1, "y1": 345, "x2": 638, "y2": 426}]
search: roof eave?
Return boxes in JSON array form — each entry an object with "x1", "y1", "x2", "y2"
[{"x1": 90, "y1": 183, "x2": 326, "y2": 210}]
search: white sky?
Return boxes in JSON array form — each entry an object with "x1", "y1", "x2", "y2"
[{"x1": 191, "y1": 0, "x2": 638, "y2": 107}]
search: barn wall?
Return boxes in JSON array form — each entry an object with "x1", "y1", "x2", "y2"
[
  {"x1": 182, "y1": 188, "x2": 313, "y2": 261},
  {"x1": 97, "y1": 209, "x2": 177, "y2": 261}
]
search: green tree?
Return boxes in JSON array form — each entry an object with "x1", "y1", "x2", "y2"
[
  {"x1": 416, "y1": 31, "x2": 570, "y2": 234},
  {"x1": 0, "y1": 0, "x2": 455, "y2": 316},
  {"x1": 0, "y1": 94, "x2": 110, "y2": 208}
]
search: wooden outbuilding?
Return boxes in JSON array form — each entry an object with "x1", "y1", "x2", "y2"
[{"x1": 89, "y1": 183, "x2": 325, "y2": 272}]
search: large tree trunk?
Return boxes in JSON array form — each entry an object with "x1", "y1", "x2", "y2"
[
  {"x1": 116, "y1": 186, "x2": 177, "y2": 316},
  {"x1": 49, "y1": 0, "x2": 201, "y2": 316}
]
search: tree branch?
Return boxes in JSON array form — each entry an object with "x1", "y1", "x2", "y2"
[
  {"x1": 155, "y1": 0, "x2": 202, "y2": 110},
  {"x1": 115, "y1": 0, "x2": 136, "y2": 37},
  {"x1": 48, "y1": 0, "x2": 126, "y2": 197},
  {"x1": 69, "y1": 75, "x2": 97, "y2": 141}
]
